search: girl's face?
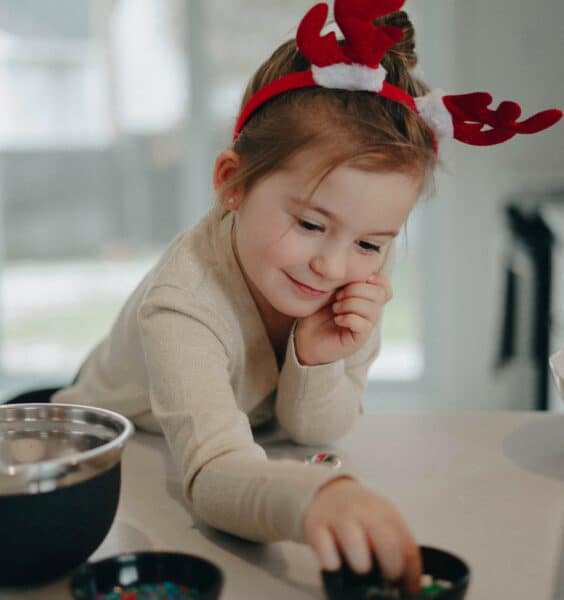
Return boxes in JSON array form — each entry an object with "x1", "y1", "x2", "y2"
[{"x1": 217, "y1": 147, "x2": 421, "y2": 323}]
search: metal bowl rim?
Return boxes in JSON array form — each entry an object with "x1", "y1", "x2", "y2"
[{"x1": 0, "y1": 402, "x2": 135, "y2": 478}]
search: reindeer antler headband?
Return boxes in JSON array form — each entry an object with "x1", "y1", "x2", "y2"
[{"x1": 233, "y1": 0, "x2": 562, "y2": 153}]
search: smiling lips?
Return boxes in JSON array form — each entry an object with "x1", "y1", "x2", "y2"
[{"x1": 285, "y1": 273, "x2": 328, "y2": 297}]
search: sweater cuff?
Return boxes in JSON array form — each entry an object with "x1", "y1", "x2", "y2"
[
  {"x1": 191, "y1": 449, "x2": 361, "y2": 544},
  {"x1": 281, "y1": 321, "x2": 345, "y2": 401}
]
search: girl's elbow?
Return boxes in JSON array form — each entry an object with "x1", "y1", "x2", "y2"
[{"x1": 281, "y1": 411, "x2": 358, "y2": 446}]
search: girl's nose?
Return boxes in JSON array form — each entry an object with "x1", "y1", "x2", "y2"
[{"x1": 310, "y1": 247, "x2": 347, "y2": 282}]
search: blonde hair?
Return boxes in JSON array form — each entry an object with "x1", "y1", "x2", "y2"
[{"x1": 211, "y1": 10, "x2": 440, "y2": 224}]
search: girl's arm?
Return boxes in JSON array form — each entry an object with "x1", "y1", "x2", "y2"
[
  {"x1": 137, "y1": 284, "x2": 360, "y2": 543},
  {"x1": 274, "y1": 316, "x2": 382, "y2": 445},
  {"x1": 275, "y1": 241, "x2": 396, "y2": 445}
]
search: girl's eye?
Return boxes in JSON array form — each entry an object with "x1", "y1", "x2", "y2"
[
  {"x1": 358, "y1": 241, "x2": 382, "y2": 254},
  {"x1": 297, "y1": 219, "x2": 381, "y2": 254},
  {"x1": 298, "y1": 219, "x2": 321, "y2": 232}
]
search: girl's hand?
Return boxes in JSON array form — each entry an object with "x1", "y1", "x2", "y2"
[
  {"x1": 294, "y1": 273, "x2": 392, "y2": 365},
  {"x1": 302, "y1": 477, "x2": 422, "y2": 597}
]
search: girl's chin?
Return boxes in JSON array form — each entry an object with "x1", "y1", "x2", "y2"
[{"x1": 268, "y1": 297, "x2": 326, "y2": 319}]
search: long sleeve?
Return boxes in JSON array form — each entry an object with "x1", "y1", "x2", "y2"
[
  {"x1": 275, "y1": 241, "x2": 396, "y2": 446},
  {"x1": 274, "y1": 317, "x2": 382, "y2": 445},
  {"x1": 137, "y1": 284, "x2": 360, "y2": 544}
]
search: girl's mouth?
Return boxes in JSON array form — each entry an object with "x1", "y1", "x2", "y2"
[{"x1": 284, "y1": 273, "x2": 327, "y2": 297}]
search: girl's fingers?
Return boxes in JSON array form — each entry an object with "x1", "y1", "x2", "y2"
[
  {"x1": 339, "y1": 279, "x2": 392, "y2": 303},
  {"x1": 368, "y1": 282, "x2": 393, "y2": 304},
  {"x1": 334, "y1": 313, "x2": 371, "y2": 334},
  {"x1": 309, "y1": 527, "x2": 341, "y2": 571},
  {"x1": 379, "y1": 281, "x2": 393, "y2": 303},
  {"x1": 366, "y1": 521, "x2": 422, "y2": 594},
  {"x1": 391, "y1": 518, "x2": 422, "y2": 595},
  {"x1": 366, "y1": 522, "x2": 405, "y2": 581},
  {"x1": 311, "y1": 520, "x2": 420, "y2": 589},
  {"x1": 333, "y1": 521, "x2": 373, "y2": 574},
  {"x1": 333, "y1": 297, "x2": 381, "y2": 321},
  {"x1": 369, "y1": 273, "x2": 393, "y2": 301},
  {"x1": 402, "y1": 541, "x2": 423, "y2": 596}
]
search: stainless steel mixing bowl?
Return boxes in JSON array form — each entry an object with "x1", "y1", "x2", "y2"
[{"x1": 0, "y1": 403, "x2": 134, "y2": 586}]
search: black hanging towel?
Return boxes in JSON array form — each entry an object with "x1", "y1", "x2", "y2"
[{"x1": 502, "y1": 204, "x2": 554, "y2": 410}]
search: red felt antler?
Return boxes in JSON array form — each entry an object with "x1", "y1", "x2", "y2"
[
  {"x1": 335, "y1": 0, "x2": 406, "y2": 67},
  {"x1": 235, "y1": 1, "x2": 563, "y2": 149},
  {"x1": 443, "y1": 92, "x2": 563, "y2": 146},
  {"x1": 297, "y1": 3, "x2": 348, "y2": 66},
  {"x1": 297, "y1": 0, "x2": 405, "y2": 69}
]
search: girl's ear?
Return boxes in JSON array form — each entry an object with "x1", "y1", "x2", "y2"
[{"x1": 213, "y1": 148, "x2": 243, "y2": 210}]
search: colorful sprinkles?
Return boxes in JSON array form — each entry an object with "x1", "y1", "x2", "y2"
[
  {"x1": 304, "y1": 453, "x2": 342, "y2": 468},
  {"x1": 95, "y1": 581, "x2": 200, "y2": 599},
  {"x1": 362, "y1": 574, "x2": 453, "y2": 598}
]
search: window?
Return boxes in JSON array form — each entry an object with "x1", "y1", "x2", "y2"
[{"x1": 0, "y1": 0, "x2": 426, "y2": 395}]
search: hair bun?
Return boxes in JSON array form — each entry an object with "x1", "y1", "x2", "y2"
[{"x1": 374, "y1": 10, "x2": 418, "y2": 71}]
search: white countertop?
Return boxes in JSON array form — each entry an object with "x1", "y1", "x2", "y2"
[{"x1": 2, "y1": 411, "x2": 564, "y2": 600}]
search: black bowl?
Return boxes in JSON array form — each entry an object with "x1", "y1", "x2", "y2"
[
  {"x1": 0, "y1": 403, "x2": 134, "y2": 586},
  {"x1": 70, "y1": 552, "x2": 224, "y2": 600},
  {"x1": 321, "y1": 545, "x2": 470, "y2": 599}
]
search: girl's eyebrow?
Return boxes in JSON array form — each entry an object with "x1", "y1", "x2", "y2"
[{"x1": 291, "y1": 196, "x2": 398, "y2": 238}]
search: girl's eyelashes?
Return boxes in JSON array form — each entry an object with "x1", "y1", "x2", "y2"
[
  {"x1": 297, "y1": 219, "x2": 382, "y2": 254},
  {"x1": 358, "y1": 241, "x2": 382, "y2": 253},
  {"x1": 298, "y1": 219, "x2": 321, "y2": 232}
]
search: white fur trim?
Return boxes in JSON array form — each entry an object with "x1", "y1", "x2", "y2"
[
  {"x1": 414, "y1": 89, "x2": 454, "y2": 140},
  {"x1": 312, "y1": 63, "x2": 387, "y2": 92}
]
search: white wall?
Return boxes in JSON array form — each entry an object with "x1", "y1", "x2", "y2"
[{"x1": 416, "y1": 0, "x2": 563, "y2": 411}]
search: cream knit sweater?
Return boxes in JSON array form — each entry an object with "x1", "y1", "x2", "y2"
[{"x1": 53, "y1": 206, "x2": 395, "y2": 544}]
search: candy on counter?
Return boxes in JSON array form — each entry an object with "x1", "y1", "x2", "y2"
[
  {"x1": 95, "y1": 581, "x2": 200, "y2": 599},
  {"x1": 304, "y1": 453, "x2": 342, "y2": 468}
]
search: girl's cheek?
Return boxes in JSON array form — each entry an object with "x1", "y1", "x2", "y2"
[
  {"x1": 264, "y1": 236, "x2": 302, "y2": 266},
  {"x1": 277, "y1": 230, "x2": 314, "y2": 260},
  {"x1": 344, "y1": 258, "x2": 382, "y2": 286}
]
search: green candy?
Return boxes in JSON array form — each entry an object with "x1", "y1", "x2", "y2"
[
  {"x1": 360, "y1": 575, "x2": 451, "y2": 598},
  {"x1": 420, "y1": 582, "x2": 446, "y2": 597}
]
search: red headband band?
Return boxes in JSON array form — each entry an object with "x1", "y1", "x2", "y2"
[{"x1": 233, "y1": 0, "x2": 562, "y2": 153}]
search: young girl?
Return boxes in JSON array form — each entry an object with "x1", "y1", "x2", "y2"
[{"x1": 51, "y1": 1, "x2": 561, "y2": 596}]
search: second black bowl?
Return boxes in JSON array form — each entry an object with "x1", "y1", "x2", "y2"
[{"x1": 321, "y1": 545, "x2": 470, "y2": 599}]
